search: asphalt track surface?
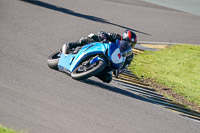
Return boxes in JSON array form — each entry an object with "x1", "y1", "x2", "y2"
[{"x1": 0, "y1": 0, "x2": 200, "y2": 133}]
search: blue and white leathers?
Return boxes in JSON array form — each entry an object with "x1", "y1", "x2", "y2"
[{"x1": 58, "y1": 41, "x2": 125, "y2": 74}]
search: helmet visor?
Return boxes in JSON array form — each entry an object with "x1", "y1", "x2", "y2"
[{"x1": 119, "y1": 40, "x2": 133, "y2": 57}]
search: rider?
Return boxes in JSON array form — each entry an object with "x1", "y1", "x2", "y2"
[{"x1": 62, "y1": 30, "x2": 137, "y2": 83}]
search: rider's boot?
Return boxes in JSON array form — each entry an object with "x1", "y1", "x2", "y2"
[
  {"x1": 97, "y1": 71, "x2": 112, "y2": 83},
  {"x1": 62, "y1": 43, "x2": 69, "y2": 54}
]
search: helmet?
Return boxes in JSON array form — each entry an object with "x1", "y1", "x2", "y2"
[
  {"x1": 119, "y1": 30, "x2": 137, "y2": 57},
  {"x1": 122, "y1": 30, "x2": 137, "y2": 46}
]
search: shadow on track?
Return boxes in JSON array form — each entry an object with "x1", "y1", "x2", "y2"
[
  {"x1": 81, "y1": 79, "x2": 155, "y2": 104},
  {"x1": 84, "y1": 77, "x2": 200, "y2": 121},
  {"x1": 20, "y1": 0, "x2": 151, "y2": 36},
  {"x1": 81, "y1": 79, "x2": 200, "y2": 122}
]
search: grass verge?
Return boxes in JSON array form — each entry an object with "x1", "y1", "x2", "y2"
[
  {"x1": 129, "y1": 44, "x2": 200, "y2": 110},
  {"x1": 0, "y1": 125, "x2": 22, "y2": 133}
]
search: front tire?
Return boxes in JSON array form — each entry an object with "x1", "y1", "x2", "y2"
[
  {"x1": 71, "y1": 60, "x2": 106, "y2": 80},
  {"x1": 47, "y1": 51, "x2": 61, "y2": 70}
]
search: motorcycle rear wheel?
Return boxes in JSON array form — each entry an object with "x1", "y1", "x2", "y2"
[
  {"x1": 71, "y1": 60, "x2": 106, "y2": 80},
  {"x1": 47, "y1": 51, "x2": 60, "y2": 70}
]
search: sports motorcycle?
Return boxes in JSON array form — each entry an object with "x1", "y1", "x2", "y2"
[{"x1": 47, "y1": 40, "x2": 125, "y2": 80}]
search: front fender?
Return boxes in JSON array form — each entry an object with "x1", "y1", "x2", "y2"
[{"x1": 90, "y1": 56, "x2": 107, "y2": 66}]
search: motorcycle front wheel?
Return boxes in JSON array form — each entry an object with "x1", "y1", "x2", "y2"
[{"x1": 71, "y1": 60, "x2": 106, "y2": 80}]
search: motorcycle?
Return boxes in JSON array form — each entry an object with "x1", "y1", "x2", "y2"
[{"x1": 47, "y1": 40, "x2": 124, "y2": 81}]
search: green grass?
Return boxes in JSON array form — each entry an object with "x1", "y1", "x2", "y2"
[
  {"x1": 0, "y1": 125, "x2": 22, "y2": 133},
  {"x1": 129, "y1": 44, "x2": 200, "y2": 106}
]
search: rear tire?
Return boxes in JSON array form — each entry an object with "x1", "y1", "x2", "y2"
[
  {"x1": 71, "y1": 60, "x2": 106, "y2": 80},
  {"x1": 47, "y1": 51, "x2": 60, "y2": 70}
]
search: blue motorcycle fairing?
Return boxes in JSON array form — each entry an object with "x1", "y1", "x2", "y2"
[
  {"x1": 58, "y1": 41, "x2": 124, "y2": 73},
  {"x1": 58, "y1": 54, "x2": 75, "y2": 73},
  {"x1": 107, "y1": 42, "x2": 125, "y2": 69},
  {"x1": 58, "y1": 42, "x2": 108, "y2": 72}
]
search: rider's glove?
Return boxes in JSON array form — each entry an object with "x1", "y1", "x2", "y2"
[
  {"x1": 87, "y1": 33, "x2": 100, "y2": 41},
  {"x1": 109, "y1": 33, "x2": 121, "y2": 40},
  {"x1": 98, "y1": 31, "x2": 108, "y2": 41}
]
